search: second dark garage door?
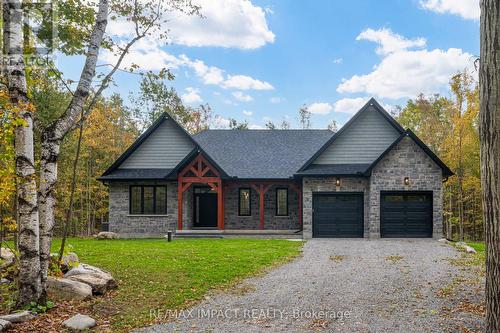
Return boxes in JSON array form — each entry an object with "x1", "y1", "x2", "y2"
[
  {"x1": 312, "y1": 193, "x2": 364, "y2": 238},
  {"x1": 380, "y1": 192, "x2": 433, "y2": 238}
]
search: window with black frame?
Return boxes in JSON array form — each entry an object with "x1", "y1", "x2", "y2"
[
  {"x1": 238, "y1": 188, "x2": 251, "y2": 216},
  {"x1": 276, "y1": 188, "x2": 288, "y2": 216},
  {"x1": 129, "y1": 185, "x2": 167, "y2": 215}
]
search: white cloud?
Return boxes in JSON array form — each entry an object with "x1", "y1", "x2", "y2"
[
  {"x1": 100, "y1": 46, "x2": 273, "y2": 92},
  {"x1": 180, "y1": 55, "x2": 225, "y2": 85},
  {"x1": 243, "y1": 110, "x2": 253, "y2": 116},
  {"x1": 99, "y1": 37, "x2": 183, "y2": 71},
  {"x1": 333, "y1": 58, "x2": 343, "y2": 64},
  {"x1": 212, "y1": 115, "x2": 231, "y2": 128},
  {"x1": 181, "y1": 87, "x2": 202, "y2": 104},
  {"x1": 106, "y1": 0, "x2": 274, "y2": 49},
  {"x1": 337, "y1": 28, "x2": 473, "y2": 99},
  {"x1": 420, "y1": 0, "x2": 479, "y2": 20},
  {"x1": 167, "y1": 0, "x2": 275, "y2": 49},
  {"x1": 270, "y1": 97, "x2": 283, "y2": 104},
  {"x1": 332, "y1": 98, "x2": 367, "y2": 114},
  {"x1": 249, "y1": 124, "x2": 265, "y2": 129},
  {"x1": 223, "y1": 75, "x2": 274, "y2": 90},
  {"x1": 356, "y1": 28, "x2": 426, "y2": 55},
  {"x1": 233, "y1": 91, "x2": 253, "y2": 102},
  {"x1": 308, "y1": 102, "x2": 334, "y2": 115}
]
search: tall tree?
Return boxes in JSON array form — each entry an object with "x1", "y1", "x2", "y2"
[
  {"x1": 3, "y1": 0, "x2": 42, "y2": 306},
  {"x1": 37, "y1": 0, "x2": 200, "y2": 301},
  {"x1": 299, "y1": 105, "x2": 311, "y2": 129},
  {"x1": 479, "y1": 1, "x2": 500, "y2": 331}
]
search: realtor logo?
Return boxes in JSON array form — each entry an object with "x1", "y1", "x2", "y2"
[{"x1": 2, "y1": 0, "x2": 57, "y2": 58}]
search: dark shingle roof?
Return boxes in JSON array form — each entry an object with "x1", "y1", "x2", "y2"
[
  {"x1": 295, "y1": 164, "x2": 370, "y2": 176},
  {"x1": 193, "y1": 130, "x2": 334, "y2": 179},
  {"x1": 98, "y1": 168, "x2": 173, "y2": 181}
]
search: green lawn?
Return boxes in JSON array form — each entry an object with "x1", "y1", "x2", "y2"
[
  {"x1": 467, "y1": 242, "x2": 485, "y2": 253},
  {"x1": 49, "y1": 238, "x2": 302, "y2": 331}
]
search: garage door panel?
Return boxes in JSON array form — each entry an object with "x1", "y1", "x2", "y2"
[
  {"x1": 381, "y1": 192, "x2": 432, "y2": 238},
  {"x1": 313, "y1": 193, "x2": 364, "y2": 238}
]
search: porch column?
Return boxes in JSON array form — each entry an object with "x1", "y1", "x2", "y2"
[
  {"x1": 177, "y1": 182, "x2": 183, "y2": 230},
  {"x1": 252, "y1": 184, "x2": 271, "y2": 230},
  {"x1": 217, "y1": 181, "x2": 224, "y2": 230}
]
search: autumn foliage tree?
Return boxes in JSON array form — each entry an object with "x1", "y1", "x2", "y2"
[{"x1": 397, "y1": 71, "x2": 481, "y2": 241}]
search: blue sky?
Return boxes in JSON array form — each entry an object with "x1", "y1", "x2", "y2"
[{"x1": 60, "y1": 0, "x2": 480, "y2": 129}]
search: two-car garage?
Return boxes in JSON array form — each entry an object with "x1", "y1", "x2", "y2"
[{"x1": 312, "y1": 191, "x2": 433, "y2": 238}]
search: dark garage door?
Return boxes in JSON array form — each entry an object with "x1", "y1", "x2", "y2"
[
  {"x1": 380, "y1": 192, "x2": 433, "y2": 238},
  {"x1": 313, "y1": 193, "x2": 364, "y2": 238}
]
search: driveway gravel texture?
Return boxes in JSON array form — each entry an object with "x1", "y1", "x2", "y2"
[{"x1": 138, "y1": 239, "x2": 485, "y2": 333}]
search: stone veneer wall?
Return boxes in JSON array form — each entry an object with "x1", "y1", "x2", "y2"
[
  {"x1": 108, "y1": 181, "x2": 300, "y2": 236},
  {"x1": 302, "y1": 177, "x2": 369, "y2": 239},
  {"x1": 223, "y1": 184, "x2": 300, "y2": 230},
  {"x1": 108, "y1": 181, "x2": 177, "y2": 237},
  {"x1": 369, "y1": 136, "x2": 443, "y2": 238}
]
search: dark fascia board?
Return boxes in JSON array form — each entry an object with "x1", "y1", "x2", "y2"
[
  {"x1": 293, "y1": 172, "x2": 366, "y2": 178},
  {"x1": 100, "y1": 113, "x2": 229, "y2": 179},
  {"x1": 363, "y1": 129, "x2": 454, "y2": 177},
  {"x1": 297, "y1": 97, "x2": 405, "y2": 172}
]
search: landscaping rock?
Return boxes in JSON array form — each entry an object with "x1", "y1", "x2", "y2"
[
  {"x1": 464, "y1": 245, "x2": 477, "y2": 254},
  {"x1": 0, "y1": 310, "x2": 35, "y2": 323},
  {"x1": 456, "y1": 241, "x2": 467, "y2": 248},
  {"x1": 96, "y1": 231, "x2": 119, "y2": 240},
  {"x1": 62, "y1": 314, "x2": 96, "y2": 331},
  {"x1": 0, "y1": 248, "x2": 14, "y2": 261},
  {"x1": 46, "y1": 277, "x2": 92, "y2": 301},
  {"x1": 0, "y1": 278, "x2": 11, "y2": 285},
  {"x1": 0, "y1": 248, "x2": 15, "y2": 270},
  {"x1": 65, "y1": 264, "x2": 117, "y2": 294},
  {"x1": 0, "y1": 319, "x2": 11, "y2": 332},
  {"x1": 437, "y1": 238, "x2": 449, "y2": 244},
  {"x1": 68, "y1": 273, "x2": 117, "y2": 295}
]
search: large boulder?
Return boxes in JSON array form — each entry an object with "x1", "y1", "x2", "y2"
[
  {"x1": 46, "y1": 277, "x2": 92, "y2": 301},
  {"x1": 68, "y1": 274, "x2": 116, "y2": 295},
  {"x1": 65, "y1": 264, "x2": 117, "y2": 294},
  {"x1": 95, "y1": 232, "x2": 119, "y2": 240},
  {"x1": 0, "y1": 310, "x2": 35, "y2": 323},
  {"x1": 62, "y1": 314, "x2": 96, "y2": 331}
]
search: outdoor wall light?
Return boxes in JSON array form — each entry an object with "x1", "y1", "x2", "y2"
[
  {"x1": 335, "y1": 178, "x2": 341, "y2": 187},
  {"x1": 404, "y1": 177, "x2": 410, "y2": 186}
]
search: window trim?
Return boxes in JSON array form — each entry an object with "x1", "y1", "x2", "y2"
[
  {"x1": 129, "y1": 185, "x2": 168, "y2": 215},
  {"x1": 275, "y1": 187, "x2": 289, "y2": 216},
  {"x1": 238, "y1": 188, "x2": 252, "y2": 216}
]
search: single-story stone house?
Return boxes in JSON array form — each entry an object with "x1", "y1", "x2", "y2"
[{"x1": 99, "y1": 98, "x2": 453, "y2": 239}]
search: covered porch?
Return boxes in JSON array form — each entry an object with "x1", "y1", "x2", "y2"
[{"x1": 176, "y1": 153, "x2": 303, "y2": 233}]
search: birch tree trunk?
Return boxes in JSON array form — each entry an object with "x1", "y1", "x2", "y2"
[
  {"x1": 4, "y1": 0, "x2": 42, "y2": 306},
  {"x1": 479, "y1": 1, "x2": 500, "y2": 331},
  {"x1": 38, "y1": 0, "x2": 109, "y2": 299}
]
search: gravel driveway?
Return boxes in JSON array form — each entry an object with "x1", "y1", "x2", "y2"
[{"x1": 138, "y1": 239, "x2": 484, "y2": 333}]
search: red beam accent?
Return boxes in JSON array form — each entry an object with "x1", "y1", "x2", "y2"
[
  {"x1": 217, "y1": 182, "x2": 223, "y2": 229},
  {"x1": 181, "y1": 176, "x2": 220, "y2": 183},
  {"x1": 259, "y1": 184, "x2": 265, "y2": 229},
  {"x1": 177, "y1": 183, "x2": 183, "y2": 230},
  {"x1": 221, "y1": 183, "x2": 225, "y2": 230}
]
